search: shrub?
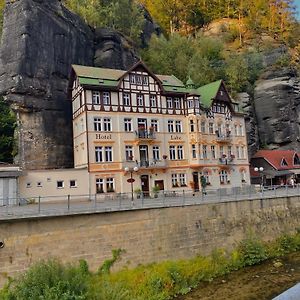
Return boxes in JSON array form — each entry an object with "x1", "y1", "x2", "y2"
[
  {"x1": 239, "y1": 236, "x2": 268, "y2": 266},
  {"x1": 3, "y1": 259, "x2": 90, "y2": 300}
]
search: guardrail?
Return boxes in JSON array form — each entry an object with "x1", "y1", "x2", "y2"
[{"x1": 0, "y1": 184, "x2": 299, "y2": 219}]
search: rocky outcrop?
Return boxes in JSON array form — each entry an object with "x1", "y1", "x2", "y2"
[
  {"x1": 94, "y1": 28, "x2": 138, "y2": 70},
  {"x1": 0, "y1": 0, "x2": 153, "y2": 170},
  {"x1": 253, "y1": 67, "x2": 300, "y2": 151}
]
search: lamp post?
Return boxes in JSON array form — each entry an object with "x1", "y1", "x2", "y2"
[
  {"x1": 124, "y1": 166, "x2": 139, "y2": 203},
  {"x1": 254, "y1": 166, "x2": 264, "y2": 193}
]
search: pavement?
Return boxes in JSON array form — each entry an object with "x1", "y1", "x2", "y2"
[{"x1": 0, "y1": 186, "x2": 299, "y2": 220}]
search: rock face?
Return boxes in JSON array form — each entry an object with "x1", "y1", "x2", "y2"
[
  {"x1": 94, "y1": 28, "x2": 138, "y2": 70},
  {"x1": 253, "y1": 67, "x2": 300, "y2": 151},
  {"x1": 0, "y1": 0, "x2": 152, "y2": 170}
]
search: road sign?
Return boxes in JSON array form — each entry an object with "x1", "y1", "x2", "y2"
[{"x1": 127, "y1": 178, "x2": 135, "y2": 183}]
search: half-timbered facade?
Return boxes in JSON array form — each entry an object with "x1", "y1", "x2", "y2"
[{"x1": 70, "y1": 61, "x2": 250, "y2": 195}]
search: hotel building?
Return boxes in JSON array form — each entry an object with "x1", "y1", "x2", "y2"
[{"x1": 69, "y1": 61, "x2": 250, "y2": 196}]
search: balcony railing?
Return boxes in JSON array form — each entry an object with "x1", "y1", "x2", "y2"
[
  {"x1": 215, "y1": 130, "x2": 231, "y2": 142},
  {"x1": 219, "y1": 156, "x2": 234, "y2": 165},
  {"x1": 135, "y1": 129, "x2": 156, "y2": 139},
  {"x1": 122, "y1": 159, "x2": 167, "y2": 169}
]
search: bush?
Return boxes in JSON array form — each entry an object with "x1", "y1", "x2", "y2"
[
  {"x1": 2, "y1": 260, "x2": 90, "y2": 300},
  {"x1": 239, "y1": 236, "x2": 268, "y2": 266}
]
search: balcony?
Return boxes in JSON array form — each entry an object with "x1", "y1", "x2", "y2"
[
  {"x1": 215, "y1": 130, "x2": 231, "y2": 143},
  {"x1": 218, "y1": 156, "x2": 234, "y2": 165},
  {"x1": 122, "y1": 159, "x2": 167, "y2": 170},
  {"x1": 135, "y1": 128, "x2": 156, "y2": 140}
]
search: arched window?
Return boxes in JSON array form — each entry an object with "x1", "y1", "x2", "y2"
[
  {"x1": 294, "y1": 154, "x2": 300, "y2": 166},
  {"x1": 219, "y1": 170, "x2": 228, "y2": 184}
]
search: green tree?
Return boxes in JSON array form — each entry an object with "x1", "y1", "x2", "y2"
[
  {"x1": 64, "y1": 0, "x2": 145, "y2": 44},
  {"x1": 142, "y1": 34, "x2": 224, "y2": 87},
  {"x1": 0, "y1": 97, "x2": 16, "y2": 163}
]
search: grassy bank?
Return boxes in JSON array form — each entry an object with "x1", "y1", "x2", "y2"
[{"x1": 1, "y1": 232, "x2": 300, "y2": 300}]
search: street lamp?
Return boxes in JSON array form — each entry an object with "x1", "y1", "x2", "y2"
[
  {"x1": 254, "y1": 167, "x2": 264, "y2": 191},
  {"x1": 124, "y1": 166, "x2": 139, "y2": 203}
]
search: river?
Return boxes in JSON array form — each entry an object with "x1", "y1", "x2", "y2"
[{"x1": 179, "y1": 252, "x2": 300, "y2": 300}]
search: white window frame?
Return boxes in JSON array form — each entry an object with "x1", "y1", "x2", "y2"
[
  {"x1": 92, "y1": 91, "x2": 101, "y2": 104},
  {"x1": 201, "y1": 121, "x2": 206, "y2": 133},
  {"x1": 174, "y1": 97, "x2": 180, "y2": 109},
  {"x1": 94, "y1": 117, "x2": 102, "y2": 131},
  {"x1": 96, "y1": 178, "x2": 104, "y2": 193},
  {"x1": 95, "y1": 146, "x2": 103, "y2": 162},
  {"x1": 151, "y1": 119, "x2": 159, "y2": 132},
  {"x1": 105, "y1": 146, "x2": 113, "y2": 162},
  {"x1": 175, "y1": 120, "x2": 182, "y2": 133},
  {"x1": 124, "y1": 118, "x2": 132, "y2": 132},
  {"x1": 57, "y1": 180, "x2": 64, "y2": 189},
  {"x1": 179, "y1": 173, "x2": 187, "y2": 186},
  {"x1": 150, "y1": 95, "x2": 157, "y2": 107},
  {"x1": 70, "y1": 180, "x2": 77, "y2": 188},
  {"x1": 103, "y1": 92, "x2": 110, "y2": 105},
  {"x1": 211, "y1": 145, "x2": 216, "y2": 159},
  {"x1": 192, "y1": 144, "x2": 197, "y2": 159},
  {"x1": 106, "y1": 177, "x2": 115, "y2": 192},
  {"x1": 103, "y1": 118, "x2": 112, "y2": 132},
  {"x1": 203, "y1": 145, "x2": 207, "y2": 159},
  {"x1": 168, "y1": 120, "x2": 174, "y2": 133},
  {"x1": 177, "y1": 145, "x2": 184, "y2": 160},
  {"x1": 137, "y1": 94, "x2": 144, "y2": 106},
  {"x1": 219, "y1": 170, "x2": 228, "y2": 184},
  {"x1": 166, "y1": 97, "x2": 173, "y2": 109},
  {"x1": 169, "y1": 145, "x2": 176, "y2": 160},
  {"x1": 152, "y1": 146, "x2": 160, "y2": 161},
  {"x1": 123, "y1": 93, "x2": 130, "y2": 106},
  {"x1": 125, "y1": 145, "x2": 134, "y2": 161}
]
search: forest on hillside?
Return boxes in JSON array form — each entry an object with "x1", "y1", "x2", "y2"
[
  {"x1": 63, "y1": 0, "x2": 299, "y2": 91},
  {"x1": 0, "y1": 0, "x2": 298, "y2": 91}
]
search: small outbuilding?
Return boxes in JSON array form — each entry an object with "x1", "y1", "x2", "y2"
[
  {"x1": 250, "y1": 150, "x2": 300, "y2": 186},
  {"x1": 0, "y1": 163, "x2": 21, "y2": 205}
]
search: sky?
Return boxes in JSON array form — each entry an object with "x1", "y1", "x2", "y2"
[{"x1": 296, "y1": 0, "x2": 300, "y2": 19}]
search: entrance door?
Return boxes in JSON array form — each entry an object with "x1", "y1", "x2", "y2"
[
  {"x1": 139, "y1": 145, "x2": 149, "y2": 167},
  {"x1": 141, "y1": 175, "x2": 150, "y2": 197},
  {"x1": 193, "y1": 172, "x2": 199, "y2": 191}
]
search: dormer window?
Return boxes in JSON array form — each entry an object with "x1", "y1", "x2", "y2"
[
  {"x1": 294, "y1": 154, "x2": 300, "y2": 165},
  {"x1": 281, "y1": 158, "x2": 288, "y2": 167},
  {"x1": 130, "y1": 74, "x2": 136, "y2": 84},
  {"x1": 130, "y1": 74, "x2": 149, "y2": 86},
  {"x1": 136, "y1": 75, "x2": 142, "y2": 85}
]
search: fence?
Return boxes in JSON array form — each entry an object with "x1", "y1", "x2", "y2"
[{"x1": 0, "y1": 184, "x2": 299, "y2": 219}]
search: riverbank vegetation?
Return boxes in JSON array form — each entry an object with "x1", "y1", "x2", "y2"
[{"x1": 1, "y1": 232, "x2": 300, "y2": 300}]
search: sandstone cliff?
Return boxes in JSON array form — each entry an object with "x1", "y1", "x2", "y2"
[
  {"x1": 0, "y1": 0, "x2": 148, "y2": 169},
  {"x1": 254, "y1": 67, "x2": 300, "y2": 151},
  {"x1": 238, "y1": 48, "x2": 300, "y2": 156}
]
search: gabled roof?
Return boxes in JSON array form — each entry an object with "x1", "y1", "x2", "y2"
[
  {"x1": 72, "y1": 63, "x2": 186, "y2": 94},
  {"x1": 253, "y1": 150, "x2": 300, "y2": 170},
  {"x1": 197, "y1": 79, "x2": 222, "y2": 108},
  {"x1": 72, "y1": 65, "x2": 124, "y2": 88}
]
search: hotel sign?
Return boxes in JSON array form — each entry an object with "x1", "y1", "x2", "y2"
[{"x1": 96, "y1": 134, "x2": 112, "y2": 140}]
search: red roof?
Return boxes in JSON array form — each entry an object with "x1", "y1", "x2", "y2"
[{"x1": 252, "y1": 150, "x2": 300, "y2": 170}]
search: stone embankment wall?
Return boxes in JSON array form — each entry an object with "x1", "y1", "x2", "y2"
[{"x1": 0, "y1": 196, "x2": 299, "y2": 286}]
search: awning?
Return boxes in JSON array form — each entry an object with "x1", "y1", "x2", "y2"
[{"x1": 263, "y1": 169, "x2": 294, "y2": 177}]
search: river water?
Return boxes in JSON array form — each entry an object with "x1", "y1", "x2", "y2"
[{"x1": 179, "y1": 252, "x2": 300, "y2": 300}]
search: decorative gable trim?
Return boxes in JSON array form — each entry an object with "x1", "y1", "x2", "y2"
[{"x1": 117, "y1": 60, "x2": 164, "y2": 90}]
